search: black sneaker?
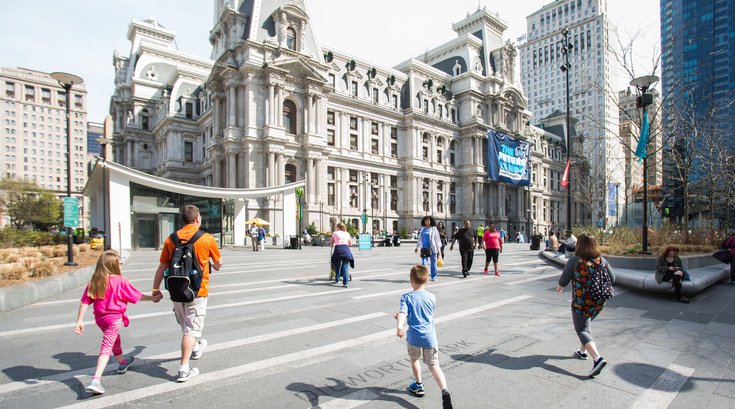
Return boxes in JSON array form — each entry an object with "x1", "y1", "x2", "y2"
[
  {"x1": 589, "y1": 357, "x2": 607, "y2": 378},
  {"x1": 676, "y1": 296, "x2": 690, "y2": 304},
  {"x1": 442, "y1": 390, "x2": 453, "y2": 409},
  {"x1": 574, "y1": 349, "x2": 588, "y2": 360},
  {"x1": 462, "y1": 270, "x2": 468, "y2": 278}
]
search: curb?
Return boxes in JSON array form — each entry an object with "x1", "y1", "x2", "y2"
[{"x1": 0, "y1": 265, "x2": 95, "y2": 313}]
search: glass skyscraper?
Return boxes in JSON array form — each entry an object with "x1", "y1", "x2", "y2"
[{"x1": 660, "y1": 0, "x2": 735, "y2": 225}]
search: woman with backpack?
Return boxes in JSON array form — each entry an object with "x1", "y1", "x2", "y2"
[
  {"x1": 556, "y1": 233, "x2": 616, "y2": 378},
  {"x1": 415, "y1": 215, "x2": 442, "y2": 282}
]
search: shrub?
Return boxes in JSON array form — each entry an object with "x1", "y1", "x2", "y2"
[
  {"x1": 30, "y1": 260, "x2": 58, "y2": 278},
  {"x1": 52, "y1": 246, "x2": 66, "y2": 257},
  {"x1": 40, "y1": 247, "x2": 55, "y2": 258},
  {"x1": 400, "y1": 226, "x2": 409, "y2": 239},
  {"x1": 0, "y1": 264, "x2": 26, "y2": 281},
  {"x1": 0, "y1": 227, "x2": 57, "y2": 248},
  {"x1": 78, "y1": 244, "x2": 89, "y2": 253}
]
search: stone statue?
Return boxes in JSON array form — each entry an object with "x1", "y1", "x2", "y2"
[
  {"x1": 474, "y1": 52, "x2": 483, "y2": 73},
  {"x1": 278, "y1": 12, "x2": 288, "y2": 45},
  {"x1": 502, "y1": 40, "x2": 517, "y2": 82}
]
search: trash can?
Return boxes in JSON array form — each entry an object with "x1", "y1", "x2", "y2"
[
  {"x1": 393, "y1": 235, "x2": 401, "y2": 247},
  {"x1": 384, "y1": 237, "x2": 392, "y2": 247},
  {"x1": 289, "y1": 236, "x2": 299, "y2": 249},
  {"x1": 530, "y1": 234, "x2": 542, "y2": 251}
]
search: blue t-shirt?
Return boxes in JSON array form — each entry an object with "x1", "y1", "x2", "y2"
[
  {"x1": 399, "y1": 290, "x2": 437, "y2": 348},
  {"x1": 421, "y1": 228, "x2": 432, "y2": 252}
]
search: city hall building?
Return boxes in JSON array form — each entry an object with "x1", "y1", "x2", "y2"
[{"x1": 108, "y1": 0, "x2": 573, "y2": 248}]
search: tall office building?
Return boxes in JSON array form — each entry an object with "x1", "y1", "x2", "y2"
[
  {"x1": 661, "y1": 0, "x2": 735, "y2": 224},
  {"x1": 520, "y1": 0, "x2": 622, "y2": 226},
  {"x1": 0, "y1": 67, "x2": 88, "y2": 195}
]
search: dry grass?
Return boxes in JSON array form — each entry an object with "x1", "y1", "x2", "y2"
[{"x1": 0, "y1": 245, "x2": 103, "y2": 287}]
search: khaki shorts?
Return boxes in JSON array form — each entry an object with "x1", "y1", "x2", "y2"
[
  {"x1": 173, "y1": 297, "x2": 207, "y2": 338},
  {"x1": 407, "y1": 345, "x2": 440, "y2": 366}
]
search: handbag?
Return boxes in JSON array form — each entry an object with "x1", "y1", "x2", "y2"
[
  {"x1": 713, "y1": 249, "x2": 732, "y2": 264},
  {"x1": 420, "y1": 248, "x2": 431, "y2": 258},
  {"x1": 437, "y1": 256, "x2": 444, "y2": 267}
]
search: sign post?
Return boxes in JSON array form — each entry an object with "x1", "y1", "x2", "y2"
[{"x1": 63, "y1": 197, "x2": 79, "y2": 228}]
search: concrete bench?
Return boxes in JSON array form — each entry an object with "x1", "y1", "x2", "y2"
[{"x1": 540, "y1": 250, "x2": 730, "y2": 296}]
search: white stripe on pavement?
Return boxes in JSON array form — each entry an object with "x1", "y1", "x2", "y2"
[
  {"x1": 506, "y1": 272, "x2": 559, "y2": 285},
  {"x1": 0, "y1": 313, "x2": 387, "y2": 395},
  {"x1": 0, "y1": 288, "x2": 362, "y2": 338},
  {"x1": 352, "y1": 275, "x2": 490, "y2": 300},
  {"x1": 57, "y1": 295, "x2": 532, "y2": 409},
  {"x1": 312, "y1": 389, "x2": 381, "y2": 409},
  {"x1": 630, "y1": 363, "x2": 695, "y2": 409}
]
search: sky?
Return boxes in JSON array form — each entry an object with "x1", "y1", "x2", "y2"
[{"x1": 0, "y1": 0, "x2": 661, "y2": 123}]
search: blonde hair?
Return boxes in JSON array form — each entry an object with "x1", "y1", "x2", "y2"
[
  {"x1": 87, "y1": 250, "x2": 122, "y2": 299},
  {"x1": 336, "y1": 222, "x2": 346, "y2": 231},
  {"x1": 575, "y1": 233, "x2": 601, "y2": 259},
  {"x1": 410, "y1": 265, "x2": 429, "y2": 285}
]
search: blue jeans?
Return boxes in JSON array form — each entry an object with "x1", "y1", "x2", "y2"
[
  {"x1": 336, "y1": 260, "x2": 349, "y2": 285},
  {"x1": 421, "y1": 252, "x2": 438, "y2": 280}
]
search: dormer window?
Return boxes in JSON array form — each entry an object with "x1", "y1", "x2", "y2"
[{"x1": 286, "y1": 27, "x2": 296, "y2": 50}]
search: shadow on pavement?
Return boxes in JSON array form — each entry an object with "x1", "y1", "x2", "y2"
[
  {"x1": 451, "y1": 349, "x2": 587, "y2": 380},
  {"x1": 286, "y1": 378, "x2": 420, "y2": 408}
]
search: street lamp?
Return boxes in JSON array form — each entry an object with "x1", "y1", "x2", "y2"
[
  {"x1": 95, "y1": 136, "x2": 113, "y2": 250},
  {"x1": 630, "y1": 74, "x2": 659, "y2": 254},
  {"x1": 51, "y1": 72, "x2": 83, "y2": 266},
  {"x1": 559, "y1": 28, "x2": 573, "y2": 231}
]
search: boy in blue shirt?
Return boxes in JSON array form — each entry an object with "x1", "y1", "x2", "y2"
[{"x1": 395, "y1": 265, "x2": 453, "y2": 409}]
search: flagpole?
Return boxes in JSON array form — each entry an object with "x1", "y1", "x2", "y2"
[{"x1": 560, "y1": 28, "x2": 573, "y2": 231}]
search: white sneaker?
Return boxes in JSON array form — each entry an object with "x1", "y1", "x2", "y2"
[
  {"x1": 85, "y1": 378, "x2": 105, "y2": 394},
  {"x1": 191, "y1": 339, "x2": 208, "y2": 360},
  {"x1": 177, "y1": 367, "x2": 200, "y2": 382}
]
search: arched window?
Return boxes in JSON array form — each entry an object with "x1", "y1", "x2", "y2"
[
  {"x1": 140, "y1": 108, "x2": 150, "y2": 130},
  {"x1": 283, "y1": 100, "x2": 297, "y2": 134},
  {"x1": 286, "y1": 27, "x2": 296, "y2": 50},
  {"x1": 285, "y1": 163, "x2": 296, "y2": 184}
]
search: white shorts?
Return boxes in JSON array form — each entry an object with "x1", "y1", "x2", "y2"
[{"x1": 173, "y1": 297, "x2": 207, "y2": 338}]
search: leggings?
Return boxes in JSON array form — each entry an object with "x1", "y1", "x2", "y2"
[
  {"x1": 572, "y1": 312, "x2": 594, "y2": 345},
  {"x1": 98, "y1": 318, "x2": 123, "y2": 357}
]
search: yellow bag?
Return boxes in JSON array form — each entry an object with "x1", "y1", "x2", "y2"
[{"x1": 437, "y1": 257, "x2": 444, "y2": 268}]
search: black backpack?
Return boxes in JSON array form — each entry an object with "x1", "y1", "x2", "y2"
[
  {"x1": 587, "y1": 260, "x2": 614, "y2": 302},
  {"x1": 164, "y1": 230, "x2": 205, "y2": 303}
]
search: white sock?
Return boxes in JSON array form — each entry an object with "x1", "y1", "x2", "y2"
[{"x1": 179, "y1": 364, "x2": 189, "y2": 372}]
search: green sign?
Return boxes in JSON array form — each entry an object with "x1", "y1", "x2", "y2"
[
  {"x1": 295, "y1": 187, "x2": 304, "y2": 197},
  {"x1": 63, "y1": 197, "x2": 79, "y2": 228}
]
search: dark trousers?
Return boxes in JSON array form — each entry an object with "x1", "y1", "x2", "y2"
[
  {"x1": 558, "y1": 243, "x2": 575, "y2": 255},
  {"x1": 663, "y1": 271, "x2": 684, "y2": 298},
  {"x1": 460, "y1": 248, "x2": 474, "y2": 273},
  {"x1": 730, "y1": 259, "x2": 735, "y2": 282}
]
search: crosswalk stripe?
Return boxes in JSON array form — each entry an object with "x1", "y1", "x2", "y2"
[
  {"x1": 629, "y1": 363, "x2": 695, "y2": 409},
  {"x1": 56, "y1": 295, "x2": 532, "y2": 409}
]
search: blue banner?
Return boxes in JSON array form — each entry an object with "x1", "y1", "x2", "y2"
[
  {"x1": 487, "y1": 130, "x2": 530, "y2": 186},
  {"x1": 607, "y1": 183, "x2": 617, "y2": 217}
]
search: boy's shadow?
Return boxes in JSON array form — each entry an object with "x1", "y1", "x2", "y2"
[
  {"x1": 451, "y1": 349, "x2": 587, "y2": 380},
  {"x1": 286, "y1": 378, "x2": 419, "y2": 408}
]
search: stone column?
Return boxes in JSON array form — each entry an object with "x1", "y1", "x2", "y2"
[
  {"x1": 276, "y1": 153, "x2": 284, "y2": 185},
  {"x1": 267, "y1": 152, "x2": 275, "y2": 187},
  {"x1": 213, "y1": 155, "x2": 221, "y2": 187},
  {"x1": 277, "y1": 86, "x2": 284, "y2": 127},
  {"x1": 228, "y1": 86, "x2": 237, "y2": 128},
  {"x1": 126, "y1": 141, "x2": 133, "y2": 167},
  {"x1": 307, "y1": 157, "x2": 315, "y2": 203},
  {"x1": 268, "y1": 84, "x2": 275, "y2": 125},
  {"x1": 315, "y1": 96, "x2": 322, "y2": 134},
  {"x1": 227, "y1": 152, "x2": 237, "y2": 188},
  {"x1": 238, "y1": 151, "x2": 246, "y2": 188},
  {"x1": 237, "y1": 84, "x2": 246, "y2": 128}
]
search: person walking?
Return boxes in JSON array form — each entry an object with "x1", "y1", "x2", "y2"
[
  {"x1": 415, "y1": 216, "x2": 442, "y2": 281},
  {"x1": 450, "y1": 220, "x2": 475, "y2": 278},
  {"x1": 656, "y1": 245, "x2": 691, "y2": 303},
  {"x1": 556, "y1": 233, "x2": 615, "y2": 378},
  {"x1": 482, "y1": 221, "x2": 503, "y2": 276},
  {"x1": 152, "y1": 205, "x2": 222, "y2": 382},
  {"x1": 258, "y1": 226, "x2": 267, "y2": 252},
  {"x1": 437, "y1": 222, "x2": 448, "y2": 259},
  {"x1": 476, "y1": 223, "x2": 485, "y2": 249},
  {"x1": 249, "y1": 223, "x2": 259, "y2": 251},
  {"x1": 330, "y1": 222, "x2": 354, "y2": 287},
  {"x1": 75, "y1": 250, "x2": 162, "y2": 394},
  {"x1": 395, "y1": 265, "x2": 453, "y2": 409}
]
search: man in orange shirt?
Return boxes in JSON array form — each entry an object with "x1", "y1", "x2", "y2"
[{"x1": 152, "y1": 205, "x2": 222, "y2": 382}]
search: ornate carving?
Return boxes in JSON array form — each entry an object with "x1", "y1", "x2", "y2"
[{"x1": 501, "y1": 40, "x2": 517, "y2": 82}]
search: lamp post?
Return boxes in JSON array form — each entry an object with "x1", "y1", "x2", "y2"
[
  {"x1": 51, "y1": 72, "x2": 83, "y2": 266},
  {"x1": 630, "y1": 74, "x2": 659, "y2": 254},
  {"x1": 559, "y1": 28, "x2": 573, "y2": 231},
  {"x1": 95, "y1": 136, "x2": 113, "y2": 250}
]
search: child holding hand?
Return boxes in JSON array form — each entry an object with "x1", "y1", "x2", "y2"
[
  {"x1": 395, "y1": 264, "x2": 453, "y2": 409},
  {"x1": 75, "y1": 250, "x2": 162, "y2": 394}
]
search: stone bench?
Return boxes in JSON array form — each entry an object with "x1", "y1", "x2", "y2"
[{"x1": 540, "y1": 250, "x2": 730, "y2": 296}]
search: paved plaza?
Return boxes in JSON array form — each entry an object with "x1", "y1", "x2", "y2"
[{"x1": 1, "y1": 244, "x2": 735, "y2": 408}]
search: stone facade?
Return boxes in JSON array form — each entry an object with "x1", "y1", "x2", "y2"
[{"x1": 111, "y1": 1, "x2": 572, "y2": 239}]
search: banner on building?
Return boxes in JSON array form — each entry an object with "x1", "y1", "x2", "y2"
[
  {"x1": 607, "y1": 183, "x2": 618, "y2": 217},
  {"x1": 487, "y1": 130, "x2": 530, "y2": 186}
]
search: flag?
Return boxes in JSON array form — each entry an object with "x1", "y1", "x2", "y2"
[
  {"x1": 560, "y1": 159, "x2": 570, "y2": 189},
  {"x1": 635, "y1": 110, "x2": 649, "y2": 162}
]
